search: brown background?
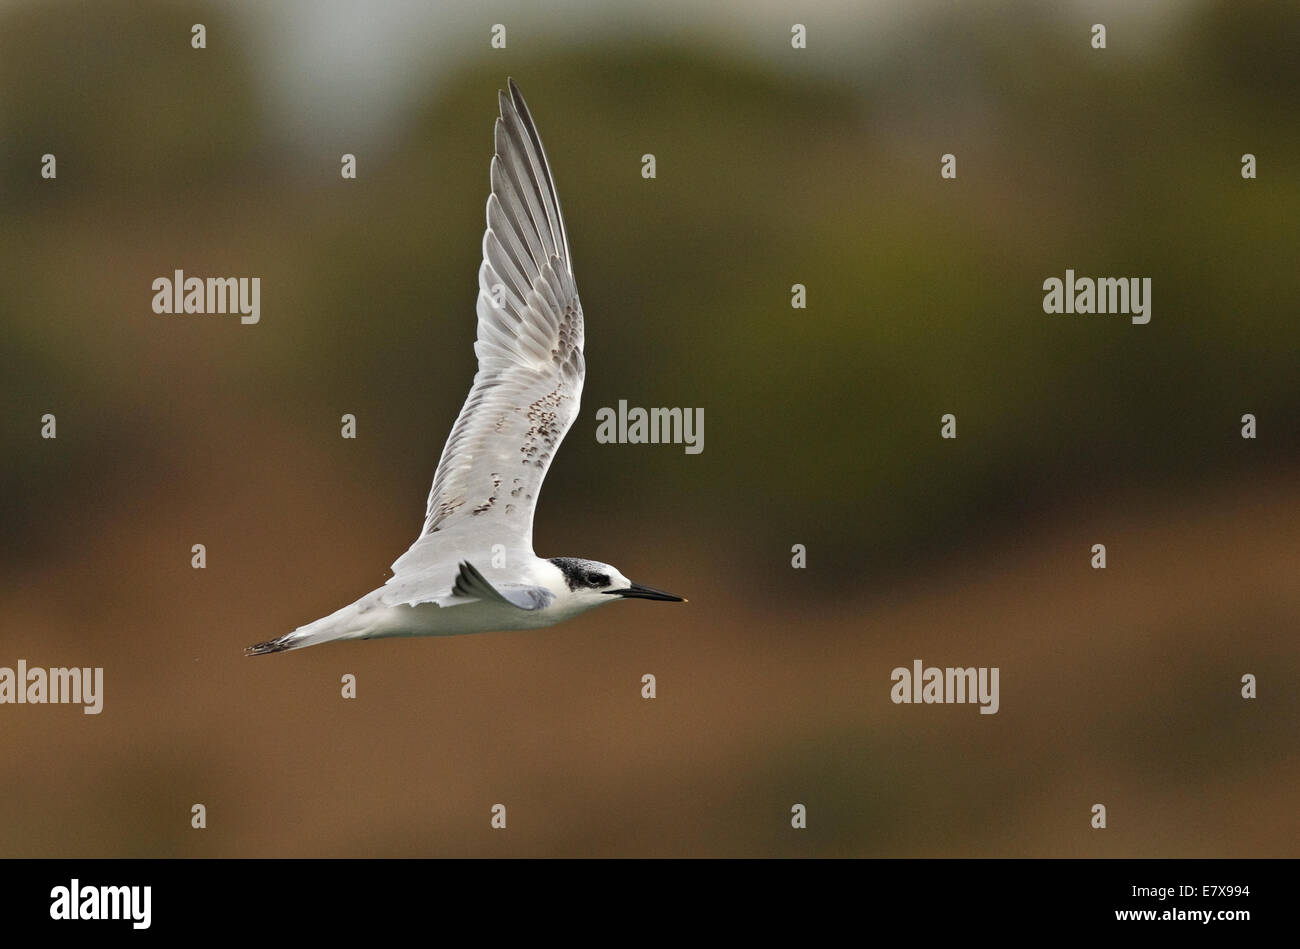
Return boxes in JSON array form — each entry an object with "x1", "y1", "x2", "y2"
[{"x1": 1, "y1": 0, "x2": 1297, "y2": 856}]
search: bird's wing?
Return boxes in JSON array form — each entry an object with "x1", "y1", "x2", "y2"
[
  {"x1": 450, "y1": 561, "x2": 555, "y2": 611},
  {"x1": 383, "y1": 79, "x2": 583, "y2": 606}
]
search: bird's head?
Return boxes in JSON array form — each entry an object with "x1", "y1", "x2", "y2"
[{"x1": 548, "y1": 557, "x2": 685, "y2": 607}]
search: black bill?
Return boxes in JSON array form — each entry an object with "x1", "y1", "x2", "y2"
[{"x1": 606, "y1": 582, "x2": 686, "y2": 602}]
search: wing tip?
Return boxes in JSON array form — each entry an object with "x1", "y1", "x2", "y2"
[
  {"x1": 507, "y1": 77, "x2": 526, "y2": 114},
  {"x1": 502, "y1": 77, "x2": 537, "y2": 139},
  {"x1": 451, "y1": 560, "x2": 489, "y2": 600}
]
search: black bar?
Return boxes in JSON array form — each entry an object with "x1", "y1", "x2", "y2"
[{"x1": 3, "y1": 858, "x2": 1283, "y2": 936}]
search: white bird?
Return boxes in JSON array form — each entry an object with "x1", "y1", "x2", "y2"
[{"x1": 247, "y1": 79, "x2": 684, "y2": 656}]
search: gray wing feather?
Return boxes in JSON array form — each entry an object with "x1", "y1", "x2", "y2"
[{"x1": 451, "y1": 561, "x2": 554, "y2": 611}]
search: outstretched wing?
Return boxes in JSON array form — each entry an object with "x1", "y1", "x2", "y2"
[{"x1": 384, "y1": 79, "x2": 583, "y2": 605}]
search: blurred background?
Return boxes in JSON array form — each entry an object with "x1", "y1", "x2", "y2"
[{"x1": 0, "y1": 0, "x2": 1297, "y2": 856}]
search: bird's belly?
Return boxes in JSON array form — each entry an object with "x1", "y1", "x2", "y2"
[{"x1": 362, "y1": 600, "x2": 558, "y2": 639}]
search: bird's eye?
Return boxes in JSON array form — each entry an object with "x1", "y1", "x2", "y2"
[{"x1": 586, "y1": 572, "x2": 601, "y2": 584}]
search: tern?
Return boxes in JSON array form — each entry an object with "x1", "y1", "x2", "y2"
[{"x1": 247, "y1": 79, "x2": 685, "y2": 656}]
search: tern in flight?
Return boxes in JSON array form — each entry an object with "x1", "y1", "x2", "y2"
[{"x1": 248, "y1": 80, "x2": 684, "y2": 656}]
